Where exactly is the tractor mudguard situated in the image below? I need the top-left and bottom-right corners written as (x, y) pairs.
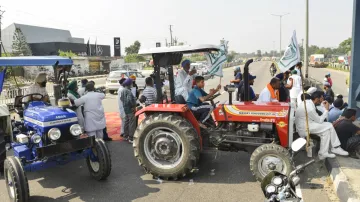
top-left (135, 104), bottom-right (201, 137)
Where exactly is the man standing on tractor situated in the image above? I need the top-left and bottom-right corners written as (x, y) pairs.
top-left (120, 78), bottom-right (137, 143)
top-left (295, 91), bottom-right (348, 159)
top-left (74, 82), bottom-right (106, 139)
top-left (187, 76), bottom-right (221, 129)
top-left (257, 78), bottom-right (281, 102)
top-left (24, 72), bottom-right (50, 103)
top-left (230, 67), bottom-right (242, 101)
top-left (288, 70), bottom-right (302, 106)
top-left (175, 60), bottom-right (197, 101)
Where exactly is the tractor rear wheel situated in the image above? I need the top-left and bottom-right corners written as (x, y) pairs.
top-left (133, 113), bottom-right (200, 180)
top-left (250, 144), bottom-right (292, 182)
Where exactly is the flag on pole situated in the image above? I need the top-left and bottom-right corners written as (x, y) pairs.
top-left (95, 38), bottom-right (98, 56)
top-left (86, 39), bottom-right (91, 56)
top-left (206, 41), bottom-right (228, 77)
top-left (0, 67), bottom-right (7, 95)
top-left (278, 30), bottom-right (301, 72)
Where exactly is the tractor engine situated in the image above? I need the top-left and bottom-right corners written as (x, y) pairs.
top-left (209, 122), bottom-right (275, 152)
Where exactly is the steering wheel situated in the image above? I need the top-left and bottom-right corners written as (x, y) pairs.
top-left (19, 93), bottom-right (45, 104)
top-left (206, 93), bottom-right (221, 102)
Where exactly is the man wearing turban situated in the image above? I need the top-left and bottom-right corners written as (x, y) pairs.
top-left (24, 72), bottom-right (49, 103)
top-left (174, 60), bottom-right (197, 101)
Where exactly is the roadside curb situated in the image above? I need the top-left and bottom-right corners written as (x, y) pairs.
top-left (325, 158), bottom-right (360, 202)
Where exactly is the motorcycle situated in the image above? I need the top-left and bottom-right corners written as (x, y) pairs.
top-left (262, 138), bottom-right (316, 202)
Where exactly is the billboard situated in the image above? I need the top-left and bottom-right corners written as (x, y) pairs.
top-left (114, 37), bottom-right (121, 56)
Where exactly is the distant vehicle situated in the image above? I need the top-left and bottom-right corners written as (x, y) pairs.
top-left (110, 63), bottom-right (142, 72)
top-left (338, 56), bottom-right (350, 66)
top-left (310, 54), bottom-right (325, 68)
top-left (191, 63), bottom-right (208, 76)
top-left (105, 70), bottom-right (146, 94)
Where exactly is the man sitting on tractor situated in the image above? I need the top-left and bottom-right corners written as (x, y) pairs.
top-left (257, 77), bottom-right (281, 102)
top-left (24, 72), bottom-right (50, 103)
top-left (239, 74), bottom-right (258, 101)
top-left (175, 60), bottom-right (197, 101)
top-left (187, 76), bottom-right (221, 129)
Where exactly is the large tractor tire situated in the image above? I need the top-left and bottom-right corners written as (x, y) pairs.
top-left (4, 156), bottom-right (29, 202)
top-left (133, 113), bottom-right (200, 180)
top-left (86, 139), bottom-right (112, 180)
top-left (250, 144), bottom-right (293, 182)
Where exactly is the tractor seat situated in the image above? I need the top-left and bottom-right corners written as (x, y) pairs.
top-left (175, 95), bottom-right (186, 104)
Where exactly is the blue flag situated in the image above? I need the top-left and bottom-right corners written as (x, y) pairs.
top-left (0, 67), bottom-right (7, 95)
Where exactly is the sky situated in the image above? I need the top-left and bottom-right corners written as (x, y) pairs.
top-left (0, 0), bottom-right (354, 55)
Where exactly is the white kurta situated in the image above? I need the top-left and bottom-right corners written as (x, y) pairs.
top-left (74, 92), bottom-right (106, 133)
top-left (174, 69), bottom-right (193, 101)
top-left (295, 99), bottom-right (341, 156)
top-left (67, 93), bottom-right (85, 130)
top-left (288, 75), bottom-right (302, 99)
top-left (257, 87), bottom-right (279, 103)
top-left (117, 86), bottom-right (125, 134)
top-left (78, 87), bottom-right (86, 97)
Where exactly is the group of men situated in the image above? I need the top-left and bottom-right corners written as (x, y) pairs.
top-left (25, 73), bottom-right (110, 141)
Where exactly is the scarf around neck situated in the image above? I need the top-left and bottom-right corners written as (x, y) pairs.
top-left (267, 83), bottom-right (279, 101)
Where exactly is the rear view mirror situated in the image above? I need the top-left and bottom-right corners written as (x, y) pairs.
top-left (291, 138), bottom-right (306, 152)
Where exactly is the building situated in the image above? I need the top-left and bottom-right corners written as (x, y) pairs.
top-left (1, 23), bottom-right (111, 57)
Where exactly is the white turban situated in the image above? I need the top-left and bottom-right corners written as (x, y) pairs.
top-left (35, 73), bottom-right (47, 83)
top-left (306, 87), bottom-right (317, 95)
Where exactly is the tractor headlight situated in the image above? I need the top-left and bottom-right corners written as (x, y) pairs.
top-left (70, 124), bottom-right (82, 136)
top-left (31, 134), bottom-right (42, 144)
top-left (48, 128), bottom-right (61, 140)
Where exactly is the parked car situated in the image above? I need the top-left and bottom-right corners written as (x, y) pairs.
top-left (105, 70), bottom-right (146, 94)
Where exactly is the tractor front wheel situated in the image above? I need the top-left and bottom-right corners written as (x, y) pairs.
top-left (250, 144), bottom-right (292, 182)
top-left (86, 139), bottom-right (112, 180)
top-left (4, 156), bottom-right (29, 202)
top-left (133, 113), bottom-right (200, 180)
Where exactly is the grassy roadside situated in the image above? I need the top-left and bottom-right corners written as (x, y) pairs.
top-left (326, 66), bottom-right (350, 72)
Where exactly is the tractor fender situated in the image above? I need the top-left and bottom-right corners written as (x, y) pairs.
top-left (135, 104), bottom-right (201, 141)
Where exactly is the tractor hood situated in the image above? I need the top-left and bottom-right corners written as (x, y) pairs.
top-left (24, 105), bottom-right (77, 128)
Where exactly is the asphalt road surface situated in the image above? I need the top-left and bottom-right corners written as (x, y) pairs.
top-left (0, 62), bottom-right (340, 202)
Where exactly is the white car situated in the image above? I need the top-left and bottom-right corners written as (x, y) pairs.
top-left (105, 70), bottom-right (146, 94)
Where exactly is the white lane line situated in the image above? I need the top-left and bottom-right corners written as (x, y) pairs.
top-left (296, 185), bottom-right (304, 202)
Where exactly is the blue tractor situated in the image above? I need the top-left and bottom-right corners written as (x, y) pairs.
top-left (0, 56), bottom-right (111, 202)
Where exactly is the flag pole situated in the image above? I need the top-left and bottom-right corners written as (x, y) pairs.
top-left (299, 71), bottom-right (311, 151)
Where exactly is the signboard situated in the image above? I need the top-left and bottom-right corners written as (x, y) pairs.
top-left (156, 42), bottom-right (161, 47)
top-left (114, 37), bottom-right (121, 56)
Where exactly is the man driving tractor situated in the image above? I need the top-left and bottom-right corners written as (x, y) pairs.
top-left (187, 76), bottom-right (221, 129)
top-left (24, 72), bottom-right (50, 103)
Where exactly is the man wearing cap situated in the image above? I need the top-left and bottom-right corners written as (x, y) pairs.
top-left (175, 60), bottom-right (197, 101)
top-left (120, 78), bottom-right (137, 143)
top-left (288, 70), bottom-right (302, 106)
top-left (78, 79), bottom-right (88, 96)
top-left (24, 72), bottom-right (50, 103)
top-left (325, 73), bottom-right (332, 87)
top-left (230, 67), bottom-right (242, 100)
top-left (324, 82), bottom-right (335, 103)
top-left (258, 77), bottom-right (281, 103)
top-left (74, 83), bottom-right (106, 139)
top-left (328, 98), bottom-right (345, 123)
top-left (239, 74), bottom-right (258, 101)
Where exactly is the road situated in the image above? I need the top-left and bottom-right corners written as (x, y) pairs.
top-left (0, 62), bottom-right (339, 202)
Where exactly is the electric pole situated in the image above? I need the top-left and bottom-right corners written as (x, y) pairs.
top-left (169, 25), bottom-right (173, 46)
top-left (271, 13), bottom-right (290, 57)
top-left (304, 0), bottom-right (309, 78)
top-left (0, 6), bottom-right (5, 57)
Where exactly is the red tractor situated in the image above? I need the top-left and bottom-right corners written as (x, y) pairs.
top-left (133, 45), bottom-right (296, 181)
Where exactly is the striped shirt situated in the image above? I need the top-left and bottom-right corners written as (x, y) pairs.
top-left (143, 86), bottom-right (157, 106)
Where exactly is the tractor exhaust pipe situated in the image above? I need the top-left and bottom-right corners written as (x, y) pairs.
top-left (243, 59), bottom-right (253, 102)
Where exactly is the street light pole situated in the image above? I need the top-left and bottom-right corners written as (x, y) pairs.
top-left (304, 0), bottom-right (309, 78)
top-left (272, 13), bottom-right (290, 58)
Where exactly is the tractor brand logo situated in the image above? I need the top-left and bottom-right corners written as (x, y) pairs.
top-left (218, 109), bottom-right (224, 115)
top-left (224, 106), bottom-right (288, 118)
top-left (260, 118), bottom-right (275, 123)
top-left (277, 121), bottom-right (287, 128)
top-left (55, 115), bottom-right (67, 119)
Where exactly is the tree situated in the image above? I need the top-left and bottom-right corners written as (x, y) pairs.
top-left (12, 28), bottom-right (32, 56)
top-left (338, 38), bottom-right (352, 54)
top-left (124, 54), bottom-right (146, 63)
top-left (58, 50), bottom-right (77, 57)
top-left (256, 50), bottom-right (262, 57)
top-left (125, 41), bottom-right (141, 55)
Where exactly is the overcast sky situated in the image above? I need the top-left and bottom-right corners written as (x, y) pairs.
top-left (1, 0), bottom-right (354, 55)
